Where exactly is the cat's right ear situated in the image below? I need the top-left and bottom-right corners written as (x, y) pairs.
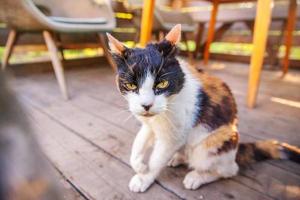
top-left (106, 33), bottom-right (126, 55)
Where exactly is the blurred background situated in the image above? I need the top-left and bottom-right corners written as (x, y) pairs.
top-left (0, 0), bottom-right (299, 68)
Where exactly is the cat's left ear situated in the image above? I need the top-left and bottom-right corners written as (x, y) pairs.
top-left (165, 24), bottom-right (181, 45)
top-left (106, 33), bottom-right (126, 55)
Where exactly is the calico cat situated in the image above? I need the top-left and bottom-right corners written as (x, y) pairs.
top-left (107, 24), bottom-right (300, 193)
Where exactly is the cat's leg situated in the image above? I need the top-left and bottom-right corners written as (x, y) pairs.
top-left (167, 146), bottom-right (186, 167)
top-left (130, 125), bottom-right (154, 174)
top-left (129, 139), bottom-right (182, 192)
top-left (184, 140), bottom-right (238, 190)
top-left (183, 160), bottom-right (238, 190)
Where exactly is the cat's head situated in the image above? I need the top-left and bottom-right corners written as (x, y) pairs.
top-left (107, 24), bottom-right (185, 117)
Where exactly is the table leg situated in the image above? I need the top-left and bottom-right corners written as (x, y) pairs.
top-left (247, 0), bottom-right (273, 108)
top-left (282, 0), bottom-right (297, 77)
top-left (139, 0), bottom-right (156, 47)
top-left (203, 0), bottom-right (219, 65)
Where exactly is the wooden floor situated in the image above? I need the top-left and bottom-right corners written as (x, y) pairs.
top-left (9, 60), bottom-right (300, 200)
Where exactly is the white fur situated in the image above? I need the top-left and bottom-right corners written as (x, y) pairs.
top-left (127, 59), bottom-right (239, 192)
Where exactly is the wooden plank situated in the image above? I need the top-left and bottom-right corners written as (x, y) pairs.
top-left (247, 0), bottom-right (273, 108)
top-left (26, 104), bottom-right (179, 200)
top-left (1, 29), bottom-right (17, 70)
top-left (235, 162), bottom-right (300, 200)
top-left (203, 0), bottom-right (219, 65)
top-left (139, 0), bottom-right (155, 47)
top-left (54, 170), bottom-right (86, 200)
top-left (282, 0), bottom-right (298, 76)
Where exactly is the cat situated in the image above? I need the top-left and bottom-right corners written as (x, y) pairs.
top-left (107, 24), bottom-right (300, 193)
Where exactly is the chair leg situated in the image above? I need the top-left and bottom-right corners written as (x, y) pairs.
top-left (54, 33), bottom-right (65, 61)
top-left (2, 30), bottom-right (18, 70)
top-left (98, 33), bottom-right (117, 71)
top-left (42, 30), bottom-right (69, 100)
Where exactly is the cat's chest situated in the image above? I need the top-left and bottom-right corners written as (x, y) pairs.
top-left (147, 108), bottom-right (191, 140)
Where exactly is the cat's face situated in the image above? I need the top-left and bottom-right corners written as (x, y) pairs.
top-left (108, 25), bottom-right (185, 117)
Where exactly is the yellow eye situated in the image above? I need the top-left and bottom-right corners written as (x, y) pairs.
top-left (125, 83), bottom-right (137, 90)
top-left (156, 80), bottom-right (169, 89)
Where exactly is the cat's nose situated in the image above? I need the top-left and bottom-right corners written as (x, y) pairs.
top-left (142, 104), bottom-right (153, 111)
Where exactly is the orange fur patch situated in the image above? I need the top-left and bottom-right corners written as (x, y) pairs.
top-left (202, 124), bottom-right (239, 151)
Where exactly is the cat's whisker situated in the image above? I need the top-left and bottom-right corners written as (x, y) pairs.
top-left (164, 108), bottom-right (175, 115)
top-left (167, 102), bottom-right (178, 107)
top-left (123, 113), bottom-right (134, 124)
top-left (160, 71), bottom-right (176, 78)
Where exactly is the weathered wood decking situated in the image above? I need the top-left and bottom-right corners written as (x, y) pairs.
top-left (9, 60), bottom-right (300, 200)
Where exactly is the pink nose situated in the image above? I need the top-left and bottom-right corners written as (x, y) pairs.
top-left (142, 104), bottom-right (152, 111)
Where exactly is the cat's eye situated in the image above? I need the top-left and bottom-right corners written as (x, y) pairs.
top-left (156, 80), bottom-right (169, 89)
top-left (125, 83), bottom-right (137, 90)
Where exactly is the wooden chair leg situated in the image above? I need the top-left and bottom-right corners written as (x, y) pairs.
top-left (98, 33), bottom-right (117, 71)
top-left (42, 30), bottom-right (69, 100)
top-left (203, 0), bottom-right (219, 65)
top-left (282, 0), bottom-right (297, 77)
top-left (247, 0), bottom-right (273, 108)
top-left (139, 0), bottom-right (155, 47)
top-left (2, 30), bottom-right (18, 70)
top-left (194, 23), bottom-right (204, 58)
top-left (55, 33), bottom-right (65, 61)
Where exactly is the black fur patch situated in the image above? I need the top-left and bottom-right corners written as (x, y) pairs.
top-left (209, 132), bottom-right (239, 156)
top-left (193, 83), bottom-right (237, 130)
top-left (216, 132), bottom-right (239, 155)
top-left (113, 40), bottom-right (185, 96)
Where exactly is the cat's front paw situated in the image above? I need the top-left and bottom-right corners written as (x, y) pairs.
top-left (129, 174), bottom-right (154, 193)
top-left (183, 170), bottom-right (203, 190)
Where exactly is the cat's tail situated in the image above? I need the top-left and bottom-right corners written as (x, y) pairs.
top-left (236, 140), bottom-right (300, 168)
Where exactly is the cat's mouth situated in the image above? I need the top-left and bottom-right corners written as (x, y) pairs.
top-left (140, 112), bottom-right (156, 117)
top-left (142, 113), bottom-right (155, 117)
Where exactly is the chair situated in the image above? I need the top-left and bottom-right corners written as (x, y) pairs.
top-left (0, 0), bottom-right (116, 99)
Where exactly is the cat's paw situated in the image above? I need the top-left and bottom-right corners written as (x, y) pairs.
top-left (130, 159), bottom-right (148, 174)
top-left (129, 174), bottom-right (154, 193)
top-left (167, 153), bottom-right (185, 167)
top-left (183, 171), bottom-right (203, 190)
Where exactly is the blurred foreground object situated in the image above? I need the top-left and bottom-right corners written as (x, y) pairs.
top-left (0, 0), bottom-right (116, 100)
top-left (0, 72), bottom-right (63, 200)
